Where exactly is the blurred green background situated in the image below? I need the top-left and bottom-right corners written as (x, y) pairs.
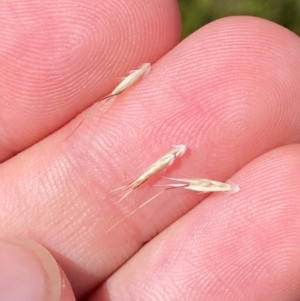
top-left (179, 0), bottom-right (300, 38)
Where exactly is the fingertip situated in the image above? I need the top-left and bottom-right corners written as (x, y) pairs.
top-left (0, 238), bottom-right (75, 301)
top-left (0, 0), bottom-right (181, 161)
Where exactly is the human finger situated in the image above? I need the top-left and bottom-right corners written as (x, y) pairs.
top-left (0, 16), bottom-right (300, 298)
top-left (0, 238), bottom-right (75, 301)
top-left (0, 0), bottom-right (180, 161)
top-left (90, 144), bottom-right (300, 301)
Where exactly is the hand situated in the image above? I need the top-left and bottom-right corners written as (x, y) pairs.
top-left (1, 1), bottom-right (300, 300)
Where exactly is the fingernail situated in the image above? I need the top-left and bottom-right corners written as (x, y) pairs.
top-left (0, 238), bottom-right (61, 301)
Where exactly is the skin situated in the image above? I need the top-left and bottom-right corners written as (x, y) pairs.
top-left (1, 1), bottom-right (300, 300)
